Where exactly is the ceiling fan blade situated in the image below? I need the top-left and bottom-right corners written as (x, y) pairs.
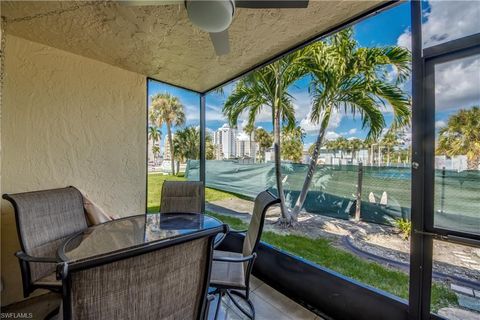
top-left (209, 30), bottom-right (230, 56)
top-left (236, 0), bottom-right (309, 8)
top-left (118, 0), bottom-right (182, 6)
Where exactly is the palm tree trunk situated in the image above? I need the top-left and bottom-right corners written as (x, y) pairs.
top-left (293, 106), bottom-right (332, 216)
top-left (387, 147), bottom-right (391, 166)
top-left (274, 106), bottom-right (290, 222)
top-left (167, 123), bottom-right (175, 175)
top-left (271, 68), bottom-right (291, 223)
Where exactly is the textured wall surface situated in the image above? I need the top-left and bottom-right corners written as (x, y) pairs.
top-left (1, 35), bottom-right (146, 305)
top-left (1, 1), bottom-right (386, 92)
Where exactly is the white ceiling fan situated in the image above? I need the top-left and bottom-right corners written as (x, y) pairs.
top-left (120, 0), bottom-right (309, 56)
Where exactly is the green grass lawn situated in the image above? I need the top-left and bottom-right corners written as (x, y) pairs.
top-left (147, 173), bottom-right (241, 213)
top-left (207, 211), bottom-right (458, 312)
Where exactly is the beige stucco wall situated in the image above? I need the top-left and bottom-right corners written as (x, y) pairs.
top-left (1, 35), bottom-right (146, 305)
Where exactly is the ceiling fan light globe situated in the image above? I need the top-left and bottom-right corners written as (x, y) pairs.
top-left (186, 0), bottom-right (234, 33)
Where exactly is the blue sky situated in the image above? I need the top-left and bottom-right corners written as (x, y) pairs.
top-left (148, 1), bottom-right (480, 149)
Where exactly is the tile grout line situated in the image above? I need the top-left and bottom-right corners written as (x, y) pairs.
top-left (220, 294), bottom-right (249, 320)
top-left (250, 291), bottom-right (301, 320)
top-left (253, 286), bottom-right (318, 320)
top-left (251, 282), bottom-right (264, 293)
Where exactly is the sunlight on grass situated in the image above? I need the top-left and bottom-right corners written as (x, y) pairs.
top-left (147, 173), bottom-right (241, 213)
top-left (207, 212), bottom-right (458, 311)
top-left (208, 211), bottom-right (248, 231)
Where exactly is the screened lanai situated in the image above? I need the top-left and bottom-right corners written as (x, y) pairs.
top-left (1, 1), bottom-right (479, 320)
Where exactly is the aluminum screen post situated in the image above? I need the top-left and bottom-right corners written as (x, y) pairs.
top-left (409, 1), bottom-right (433, 319)
top-left (200, 93), bottom-right (206, 213)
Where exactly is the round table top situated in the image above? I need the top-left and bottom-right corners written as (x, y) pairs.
top-left (58, 213), bottom-right (223, 264)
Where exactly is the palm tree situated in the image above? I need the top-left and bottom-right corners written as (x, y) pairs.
top-left (335, 137), bottom-right (349, 159)
top-left (348, 138), bottom-right (363, 162)
top-left (363, 138), bottom-right (377, 166)
top-left (324, 140), bottom-right (339, 160)
top-left (206, 138), bottom-right (215, 160)
top-left (381, 130), bottom-right (399, 166)
top-left (292, 28), bottom-right (411, 218)
top-left (173, 126), bottom-right (200, 162)
top-left (281, 126), bottom-right (305, 163)
top-left (254, 128), bottom-right (273, 162)
top-left (244, 123), bottom-right (255, 160)
top-left (437, 106), bottom-right (480, 170)
top-left (148, 125), bottom-right (162, 162)
top-left (173, 126), bottom-right (203, 174)
top-left (152, 145), bottom-right (160, 163)
top-left (223, 52), bottom-right (307, 223)
top-left (149, 93), bottom-right (185, 175)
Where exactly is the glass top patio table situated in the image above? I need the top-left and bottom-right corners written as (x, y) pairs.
top-left (58, 213), bottom-right (224, 263)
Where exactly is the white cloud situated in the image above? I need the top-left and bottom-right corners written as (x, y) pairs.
top-left (395, 2), bottom-right (480, 112)
top-left (435, 55), bottom-right (480, 111)
top-left (241, 108), bottom-right (271, 122)
top-left (184, 103), bottom-right (201, 121)
top-left (205, 103), bottom-right (227, 121)
top-left (325, 131), bottom-right (340, 140)
top-left (291, 91), bottom-right (313, 120)
top-left (422, 0), bottom-right (480, 48)
top-left (348, 128), bottom-right (357, 135)
top-left (299, 109), bottom-right (342, 134)
top-left (435, 120), bottom-right (446, 129)
top-left (397, 1), bottom-right (480, 50)
top-left (397, 29), bottom-right (412, 50)
top-left (299, 117), bottom-right (318, 134)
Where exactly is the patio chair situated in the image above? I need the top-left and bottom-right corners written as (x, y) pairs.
top-left (57, 226), bottom-right (225, 320)
top-left (2, 187), bottom-right (88, 298)
top-left (160, 181), bottom-right (204, 214)
top-left (210, 190), bottom-right (280, 319)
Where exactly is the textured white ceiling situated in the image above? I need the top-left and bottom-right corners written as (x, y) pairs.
top-left (2, 1), bottom-right (388, 92)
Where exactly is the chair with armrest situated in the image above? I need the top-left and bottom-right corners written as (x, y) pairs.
top-left (160, 181), bottom-right (204, 214)
top-left (57, 224), bottom-right (227, 320)
top-left (209, 190), bottom-right (280, 319)
top-left (2, 187), bottom-right (88, 298)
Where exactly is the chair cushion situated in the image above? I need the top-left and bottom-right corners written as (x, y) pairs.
top-left (160, 181), bottom-right (203, 213)
top-left (210, 250), bottom-right (246, 289)
top-left (34, 272), bottom-right (61, 287)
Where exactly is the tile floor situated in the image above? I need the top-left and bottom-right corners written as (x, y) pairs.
top-left (1, 277), bottom-right (321, 320)
top-left (208, 276), bottom-right (321, 320)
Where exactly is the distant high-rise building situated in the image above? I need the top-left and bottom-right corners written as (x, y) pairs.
top-left (236, 134), bottom-right (258, 159)
top-left (164, 134), bottom-right (174, 160)
top-left (214, 124), bottom-right (237, 159)
top-left (211, 124), bottom-right (259, 160)
top-left (214, 144), bottom-right (223, 160)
